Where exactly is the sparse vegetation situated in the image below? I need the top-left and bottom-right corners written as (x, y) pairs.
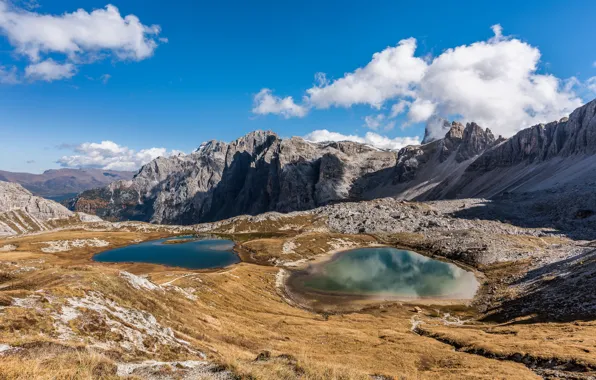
top-left (0, 206), bottom-right (594, 379)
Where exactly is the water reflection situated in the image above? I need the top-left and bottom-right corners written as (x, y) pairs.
top-left (93, 238), bottom-right (239, 269)
top-left (298, 247), bottom-right (478, 299)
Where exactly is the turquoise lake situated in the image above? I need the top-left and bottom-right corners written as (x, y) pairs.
top-left (292, 247), bottom-right (479, 299)
top-left (93, 237), bottom-right (239, 269)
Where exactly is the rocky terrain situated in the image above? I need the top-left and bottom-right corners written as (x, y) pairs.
top-left (2, 193), bottom-right (594, 379)
top-left (0, 168), bottom-right (134, 200)
top-left (0, 182), bottom-right (77, 236)
top-left (438, 98), bottom-right (596, 199)
top-left (70, 131), bottom-right (398, 224)
top-left (2, 98), bottom-right (595, 379)
top-left (1, 169), bottom-right (596, 378)
top-left (71, 99), bottom-right (596, 227)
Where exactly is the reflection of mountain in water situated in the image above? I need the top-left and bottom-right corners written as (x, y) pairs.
top-left (302, 247), bottom-right (479, 298)
top-left (94, 238), bottom-right (239, 269)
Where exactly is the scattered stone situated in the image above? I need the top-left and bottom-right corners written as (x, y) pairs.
top-left (255, 350), bottom-right (271, 361)
top-left (116, 360), bottom-right (234, 379)
top-left (120, 271), bottom-right (161, 291)
top-left (0, 244), bottom-right (16, 252)
top-left (38, 238), bottom-right (109, 253)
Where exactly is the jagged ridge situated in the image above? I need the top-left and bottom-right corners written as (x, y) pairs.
top-left (70, 98), bottom-right (596, 225)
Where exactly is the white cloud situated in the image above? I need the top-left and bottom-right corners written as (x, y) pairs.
top-left (0, 2), bottom-right (163, 82)
top-left (252, 88), bottom-right (308, 118)
top-left (413, 24), bottom-right (581, 135)
top-left (364, 113), bottom-right (395, 131)
top-left (306, 38), bottom-right (427, 109)
top-left (422, 116), bottom-right (452, 144)
top-left (587, 77), bottom-right (596, 93)
top-left (25, 59), bottom-right (76, 81)
top-left (100, 73), bottom-right (111, 84)
top-left (256, 25), bottom-right (588, 138)
top-left (390, 100), bottom-right (410, 118)
top-left (304, 129), bottom-right (420, 151)
top-left (19, 0), bottom-right (39, 11)
top-left (57, 140), bottom-right (182, 171)
top-left (0, 64), bottom-right (18, 84)
top-left (407, 98), bottom-right (436, 123)
top-left (364, 114), bottom-right (384, 130)
top-left (488, 24), bottom-right (504, 43)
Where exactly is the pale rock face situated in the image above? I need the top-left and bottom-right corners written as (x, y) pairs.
top-left (72, 131), bottom-right (399, 224)
top-left (0, 182), bottom-right (73, 219)
top-left (352, 121), bottom-right (497, 201)
top-left (0, 182), bottom-right (74, 235)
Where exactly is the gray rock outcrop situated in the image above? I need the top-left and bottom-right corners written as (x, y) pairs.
top-left (71, 131), bottom-right (397, 224)
top-left (444, 98), bottom-right (596, 198)
top-left (70, 98), bottom-right (596, 225)
top-left (0, 182), bottom-right (74, 235)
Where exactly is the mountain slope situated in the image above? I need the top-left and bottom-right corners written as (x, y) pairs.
top-left (0, 168), bottom-right (134, 200)
top-left (70, 99), bottom-right (596, 225)
top-left (439, 98), bottom-right (596, 198)
top-left (0, 182), bottom-right (75, 236)
top-left (354, 121), bottom-right (498, 201)
top-left (70, 131), bottom-right (398, 224)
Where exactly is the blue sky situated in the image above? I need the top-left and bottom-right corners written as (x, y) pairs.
top-left (1, 0), bottom-right (595, 173)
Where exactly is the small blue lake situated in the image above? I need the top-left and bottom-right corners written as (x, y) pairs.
top-left (93, 237), bottom-right (239, 269)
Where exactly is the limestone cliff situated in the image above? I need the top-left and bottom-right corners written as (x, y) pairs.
top-left (70, 131), bottom-right (396, 224)
top-left (0, 182), bottom-right (74, 235)
top-left (70, 99), bottom-right (596, 225)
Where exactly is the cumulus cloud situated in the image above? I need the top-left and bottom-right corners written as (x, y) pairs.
top-left (390, 100), bottom-right (410, 118)
top-left (412, 25), bottom-right (581, 135)
top-left (306, 38), bottom-right (426, 109)
top-left (25, 59), bottom-right (76, 81)
top-left (252, 88), bottom-right (308, 118)
top-left (407, 98), bottom-right (436, 123)
top-left (255, 25), bottom-right (589, 138)
top-left (303, 129), bottom-right (419, 151)
top-left (364, 114), bottom-right (395, 131)
top-left (422, 116), bottom-right (452, 144)
top-left (587, 77), bottom-right (596, 94)
top-left (57, 140), bottom-right (183, 171)
top-left (0, 2), bottom-right (164, 82)
top-left (0, 63), bottom-right (18, 84)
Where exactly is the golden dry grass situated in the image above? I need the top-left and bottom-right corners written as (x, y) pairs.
top-left (0, 226), bottom-right (591, 379)
top-left (0, 344), bottom-right (119, 380)
top-left (238, 232), bottom-right (377, 265)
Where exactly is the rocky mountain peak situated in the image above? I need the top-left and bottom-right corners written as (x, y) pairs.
top-left (229, 130), bottom-right (278, 149)
top-left (455, 122), bottom-right (496, 162)
top-left (68, 98), bottom-right (596, 225)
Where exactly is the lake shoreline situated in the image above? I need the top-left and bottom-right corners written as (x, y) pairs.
top-left (92, 236), bottom-right (241, 270)
top-left (281, 246), bottom-right (481, 313)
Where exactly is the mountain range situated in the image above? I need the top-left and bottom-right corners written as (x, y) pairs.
top-left (0, 168), bottom-right (134, 200)
top-left (69, 98), bottom-right (596, 225)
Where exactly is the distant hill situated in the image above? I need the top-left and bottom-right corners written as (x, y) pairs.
top-left (0, 168), bottom-right (135, 200)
